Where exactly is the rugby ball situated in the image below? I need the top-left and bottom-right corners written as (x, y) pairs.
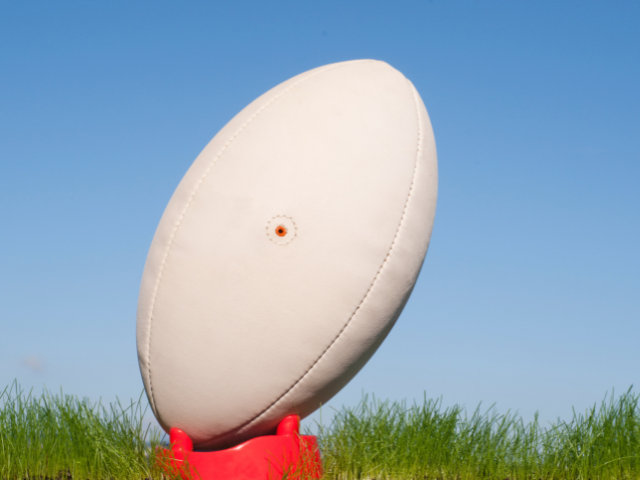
top-left (137, 59), bottom-right (438, 449)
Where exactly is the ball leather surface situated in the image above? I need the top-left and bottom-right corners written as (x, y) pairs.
top-left (137, 59), bottom-right (438, 449)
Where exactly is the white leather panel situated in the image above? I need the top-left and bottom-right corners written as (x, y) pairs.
top-left (137, 60), bottom-right (437, 449)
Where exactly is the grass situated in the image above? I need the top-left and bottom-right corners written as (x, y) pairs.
top-left (0, 381), bottom-right (169, 480)
top-left (2, 381), bottom-right (640, 480)
top-left (316, 389), bottom-right (640, 480)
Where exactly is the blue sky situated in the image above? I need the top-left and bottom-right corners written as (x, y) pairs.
top-left (1, 0), bottom-right (638, 430)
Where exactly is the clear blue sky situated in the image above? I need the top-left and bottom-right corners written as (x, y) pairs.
top-left (1, 0), bottom-right (638, 429)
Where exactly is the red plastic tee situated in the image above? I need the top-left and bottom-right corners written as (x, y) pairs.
top-left (159, 415), bottom-right (322, 480)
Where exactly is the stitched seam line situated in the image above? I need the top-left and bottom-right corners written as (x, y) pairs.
top-left (211, 77), bottom-right (424, 443)
top-left (144, 61), bottom-right (369, 414)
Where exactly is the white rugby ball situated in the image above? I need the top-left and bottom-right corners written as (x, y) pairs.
top-left (137, 60), bottom-right (438, 449)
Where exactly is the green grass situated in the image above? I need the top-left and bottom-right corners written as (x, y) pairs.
top-left (2, 381), bottom-right (640, 480)
top-left (0, 381), bottom-right (168, 480)
top-left (316, 390), bottom-right (640, 480)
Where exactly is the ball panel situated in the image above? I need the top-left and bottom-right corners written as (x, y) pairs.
top-left (210, 79), bottom-right (438, 448)
top-left (136, 61), bottom-right (341, 416)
